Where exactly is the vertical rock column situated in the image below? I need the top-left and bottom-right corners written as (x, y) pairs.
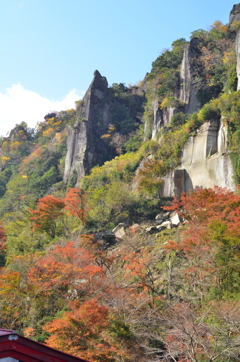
top-left (179, 38), bottom-right (201, 114)
top-left (151, 37), bottom-right (201, 141)
top-left (236, 32), bottom-right (240, 90)
top-left (64, 70), bottom-right (110, 185)
top-left (230, 4), bottom-right (240, 90)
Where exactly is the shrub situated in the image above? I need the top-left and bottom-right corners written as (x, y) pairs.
top-left (171, 112), bottom-right (187, 127)
top-left (198, 101), bottom-right (221, 121)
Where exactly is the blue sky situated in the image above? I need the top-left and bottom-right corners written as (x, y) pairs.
top-left (0, 0), bottom-right (236, 136)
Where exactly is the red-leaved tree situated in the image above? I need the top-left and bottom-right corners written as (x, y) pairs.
top-left (164, 187), bottom-right (240, 298)
top-left (64, 188), bottom-right (88, 225)
top-left (30, 195), bottom-right (65, 238)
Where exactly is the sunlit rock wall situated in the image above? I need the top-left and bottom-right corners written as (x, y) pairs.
top-left (64, 70), bottom-right (110, 185)
top-left (162, 119), bottom-right (235, 196)
top-left (230, 4), bottom-right (240, 90)
top-left (150, 38), bottom-right (201, 140)
top-left (179, 38), bottom-right (201, 114)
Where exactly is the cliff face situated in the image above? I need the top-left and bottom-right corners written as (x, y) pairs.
top-left (162, 118), bottom-right (235, 196)
top-left (150, 38), bottom-right (201, 140)
top-left (229, 3), bottom-right (240, 24)
top-left (230, 4), bottom-right (240, 90)
top-left (64, 70), bottom-right (110, 185)
top-left (64, 3), bottom-right (238, 194)
top-left (151, 101), bottom-right (175, 140)
top-left (64, 70), bottom-right (144, 185)
top-left (179, 38), bottom-right (201, 114)
top-left (236, 32), bottom-right (240, 90)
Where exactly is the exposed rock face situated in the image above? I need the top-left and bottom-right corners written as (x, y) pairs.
top-left (64, 70), bottom-right (110, 185)
top-left (179, 38), bottom-right (201, 114)
top-left (151, 96), bottom-right (161, 139)
top-left (151, 103), bottom-right (175, 139)
top-left (162, 118), bottom-right (235, 197)
top-left (150, 38), bottom-right (201, 140)
top-left (148, 35), bottom-right (234, 195)
top-left (235, 32), bottom-right (240, 91)
top-left (230, 4), bottom-right (240, 90)
top-left (64, 70), bottom-right (145, 185)
top-left (229, 3), bottom-right (240, 24)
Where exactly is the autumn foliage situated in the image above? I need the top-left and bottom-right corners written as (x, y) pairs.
top-left (30, 195), bottom-right (65, 238)
top-left (0, 13), bottom-right (239, 361)
top-left (1, 187), bottom-right (240, 361)
top-left (43, 299), bottom-right (115, 362)
top-left (64, 187), bottom-right (88, 225)
top-left (164, 187), bottom-right (240, 298)
top-left (0, 223), bottom-right (6, 251)
top-left (29, 188), bottom-right (89, 238)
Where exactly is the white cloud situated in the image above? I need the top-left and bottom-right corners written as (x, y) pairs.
top-left (0, 84), bottom-right (84, 137)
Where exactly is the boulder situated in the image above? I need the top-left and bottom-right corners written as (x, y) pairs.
top-left (112, 223), bottom-right (127, 239)
top-left (163, 212), bottom-right (170, 220)
top-left (128, 224), bottom-right (140, 233)
top-left (155, 212), bottom-right (164, 220)
top-left (156, 221), bottom-right (172, 230)
top-left (170, 211), bottom-right (182, 226)
top-left (145, 226), bottom-right (158, 234)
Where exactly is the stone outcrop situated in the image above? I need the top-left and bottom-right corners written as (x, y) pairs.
top-left (64, 70), bottom-right (110, 185)
top-left (236, 32), bottom-right (240, 90)
top-left (65, 4), bottom-right (238, 193)
top-left (161, 5), bottom-right (238, 195)
top-left (138, 116), bottom-right (234, 197)
top-left (229, 3), bottom-right (240, 24)
top-left (150, 38), bottom-right (201, 141)
top-left (230, 4), bottom-right (240, 90)
top-left (64, 71), bottom-right (144, 185)
top-left (112, 223), bottom-right (127, 239)
top-left (151, 102), bottom-right (175, 139)
top-left (151, 96), bottom-right (162, 140)
top-left (179, 38), bottom-right (201, 114)
top-left (162, 118), bottom-right (235, 197)
top-left (145, 211), bottom-right (183, 234)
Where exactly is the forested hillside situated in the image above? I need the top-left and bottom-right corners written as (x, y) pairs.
top-left (0, 4), bottom-right (240, 362)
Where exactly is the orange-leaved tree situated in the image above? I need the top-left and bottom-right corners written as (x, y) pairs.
top-left (0, 267), bottom-right (34, 329)
top-left (27, 242), bottom-right (106, 300)
top-left (42, 299), bottom-right (124, 362)
top-left (64, 187), bottom-right (88, 225)
top-left (164, 187), bottom-right (240, 298)
top-left (29, 195), bottom-right (65, 238)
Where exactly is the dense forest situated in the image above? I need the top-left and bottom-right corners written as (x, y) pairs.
top-left (0, 7), bottom-right (240, 362)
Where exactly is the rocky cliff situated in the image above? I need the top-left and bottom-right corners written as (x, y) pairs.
top-left (64, 70), bottom-right (144, 185)
top-left (229, 3), bottom-right (240, 24)
top-left (231, 4), bottom-right (240, 90)
top-left (64, 3), bottom-right (239, 195)
top-left (64, 70), bottom-right (110, 185)
top-left (149, 4), bottom-right (239, 196)
top-left (149, 38), bottom-right (201, 141)
top-left (162, 118), bottom-right (235, 197)
top-left (179, 38), bottom-right (201, 114)
top-left (236, 32), bottom-right (240, 90)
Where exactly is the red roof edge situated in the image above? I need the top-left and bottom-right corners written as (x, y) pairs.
top-left (0, 328), bottom-right (16, 336)
top-left (0, 328), bottom-right (90, 362)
